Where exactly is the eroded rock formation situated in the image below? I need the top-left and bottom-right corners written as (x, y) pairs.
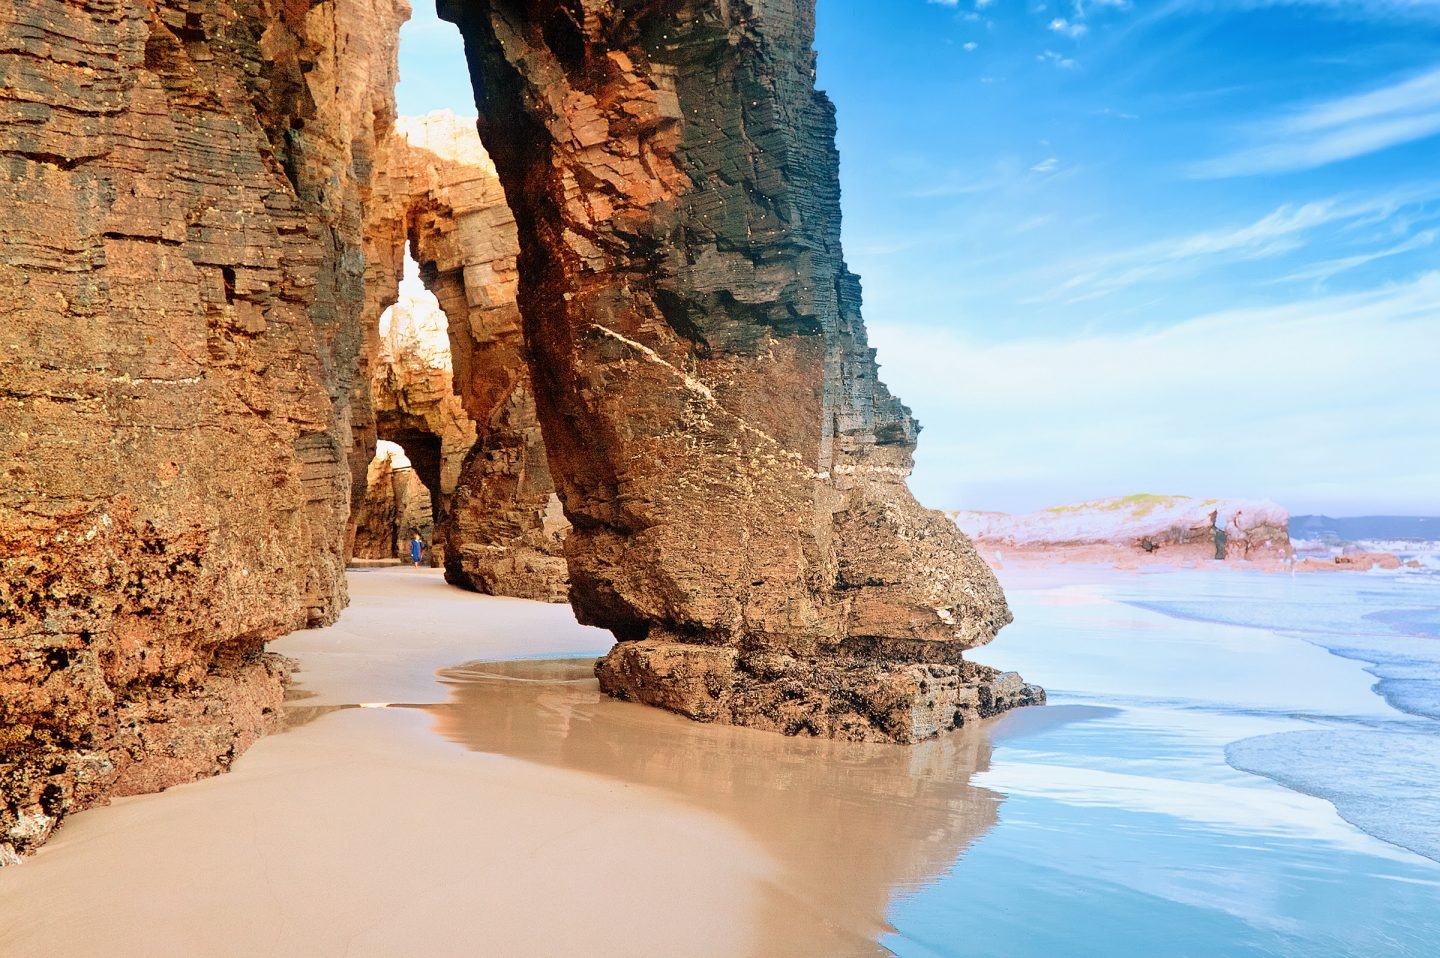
top-left (441, 0), bottom-right (1040, 742)
top-left (369, 111), bottom-right (569, 602)
top-left (0, 0), bottom-right (407, 859)
top-left (2, 0), bottom-right (1039, 861)
top-left (366, 281), bottom-right (476, 564)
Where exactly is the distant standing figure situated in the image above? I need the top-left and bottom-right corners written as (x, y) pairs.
top-left (410, 533), bottom-right (423, 568)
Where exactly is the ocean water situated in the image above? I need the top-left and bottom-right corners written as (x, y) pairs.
top-left (885, 566), bottom-right (1440, 958)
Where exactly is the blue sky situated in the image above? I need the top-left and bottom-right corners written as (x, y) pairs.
top-left (395, 2), bottom-right (1439, 516)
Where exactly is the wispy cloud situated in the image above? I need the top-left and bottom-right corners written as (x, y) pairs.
top-left (1194, 66), bottom-right (1440, 177)
top-left (1156, 0), bottom-right (1440, 22)
top-left (1043, 190), bottom-right (1439, 300)
top-left (1275, 228), bottom-right (1439, 286)
top-left (871, 272), bottom-right (1440, 513)
top-left (1038, 49), bottom-right (1081, 69)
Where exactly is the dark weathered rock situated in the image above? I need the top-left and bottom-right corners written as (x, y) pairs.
top-left (442, 0), bottom-right (1034, 739)
top-left (0, 0), bottom-right (407, 860)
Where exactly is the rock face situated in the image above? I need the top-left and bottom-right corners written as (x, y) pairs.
top-left (369, 111), bottom-right (569, 602)
top-left (441, 0), bottom-right (1037, 741)
top-left (0, 0), bottom-right (407, 859)
top-left (953, 495), bottom-right (1293, 563)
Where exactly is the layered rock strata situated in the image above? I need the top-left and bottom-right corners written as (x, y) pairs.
top-left (0, 0), bottom-right (407, 859)
top-left (370, 112), bottom-right (568, 602)
top-left (442, 0), bottom-right (1040, 741)
top-left (369, 282), bottom-right (477, 560)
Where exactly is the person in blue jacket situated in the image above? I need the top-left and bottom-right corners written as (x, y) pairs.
top-left (409, 533), bottom-right (423, 567)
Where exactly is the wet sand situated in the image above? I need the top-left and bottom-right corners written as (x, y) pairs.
top-left (10, 564), bottom-right (1428, 956)
top-left (0, 570), bottom-right (776, 957)
top-left (0, 568), bottom-right (1026, 957)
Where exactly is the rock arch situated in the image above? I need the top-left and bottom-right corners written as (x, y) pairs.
top-left (365, 113), bottom-right (569, 601)
top-left (0, 0), bottom-right (1038, 861)
top-left (439, 0), bottom-right (1039, 740)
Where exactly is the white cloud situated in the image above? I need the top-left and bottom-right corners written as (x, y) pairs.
top-left (1048, 16), bottom-right (1089, 36)
top-left (1038, 49), bottom-right (1080, 69)
top-left (872, 273), bottom-right (1440, 514)
top-left (1194, 66), bottom-right (1440, 177)
top-left (1276, 228), bottom-right (1439, 286)
top-left (1030, 157), bottom-right (1059, 172)
top-left (963, 41), bottom-right (980, 51)
top-left (1155, 0), bottom-right (1440, 21)
top-left (1044, 193), bottom-right (1433, 300)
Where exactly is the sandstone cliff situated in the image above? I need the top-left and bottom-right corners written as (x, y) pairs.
top-left (0, 0), bottom-right (408, 860)
top-left (440, 0), bottom-right (1039, 742)
top-left (953, 495), bottom-right (1293, 563)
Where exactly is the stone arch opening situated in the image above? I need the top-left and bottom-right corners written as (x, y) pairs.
top-left (360, 112), bottom-right (570, 602)
top-left (353, 439), bottom-right (437, 563)
top-left (1, 0), bottom-right (1039, 862)
top-left (362, 259), bottom-right (474, 566)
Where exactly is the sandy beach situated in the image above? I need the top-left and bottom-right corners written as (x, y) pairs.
top-left (5, 564), bottom-right (1439, 957)
top-left (0, 570), bottom-right (780, 957)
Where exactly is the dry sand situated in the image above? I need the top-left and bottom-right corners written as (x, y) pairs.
top-left (0, 568), bottom-right (1016, 957)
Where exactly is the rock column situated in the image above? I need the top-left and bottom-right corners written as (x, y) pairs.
top-left (441, 0), bottom-right (1040, 742)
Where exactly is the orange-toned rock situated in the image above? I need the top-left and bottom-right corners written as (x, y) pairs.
top-left (365, 111), bottom-right (569, 602)
top-left (442, 0), bottom-right (1037, 738)
top-left (0, 0), bottom-right (408, 860)
top-left (1296, 552), bottom-right (1403, 573)
top-left (1335, 552), bottom-right (1403, 571)
top-left (352, 442), bottom-right (435, 561)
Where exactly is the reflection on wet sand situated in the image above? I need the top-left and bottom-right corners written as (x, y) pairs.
top-left (423, 658), bottom-right (1006, 955)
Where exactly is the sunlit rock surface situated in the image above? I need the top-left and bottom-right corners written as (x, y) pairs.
top-left (442, 0), bottom-right (1038, 741)
top-left (352, 441), bottom-right (435, 561)
top-left (0, 0), bottom-right (407, 860)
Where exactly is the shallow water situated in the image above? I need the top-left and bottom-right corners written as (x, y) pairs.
top-left (921, 567), bottom-right (1440, 958)
top-left (429, 568), bottom-right (1440, 957)
top-left (420, 657), bottom-right (1025, 956)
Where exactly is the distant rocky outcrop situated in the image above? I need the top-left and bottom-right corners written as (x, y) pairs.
top-left (952, 495), bottom-right (1293, 563)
